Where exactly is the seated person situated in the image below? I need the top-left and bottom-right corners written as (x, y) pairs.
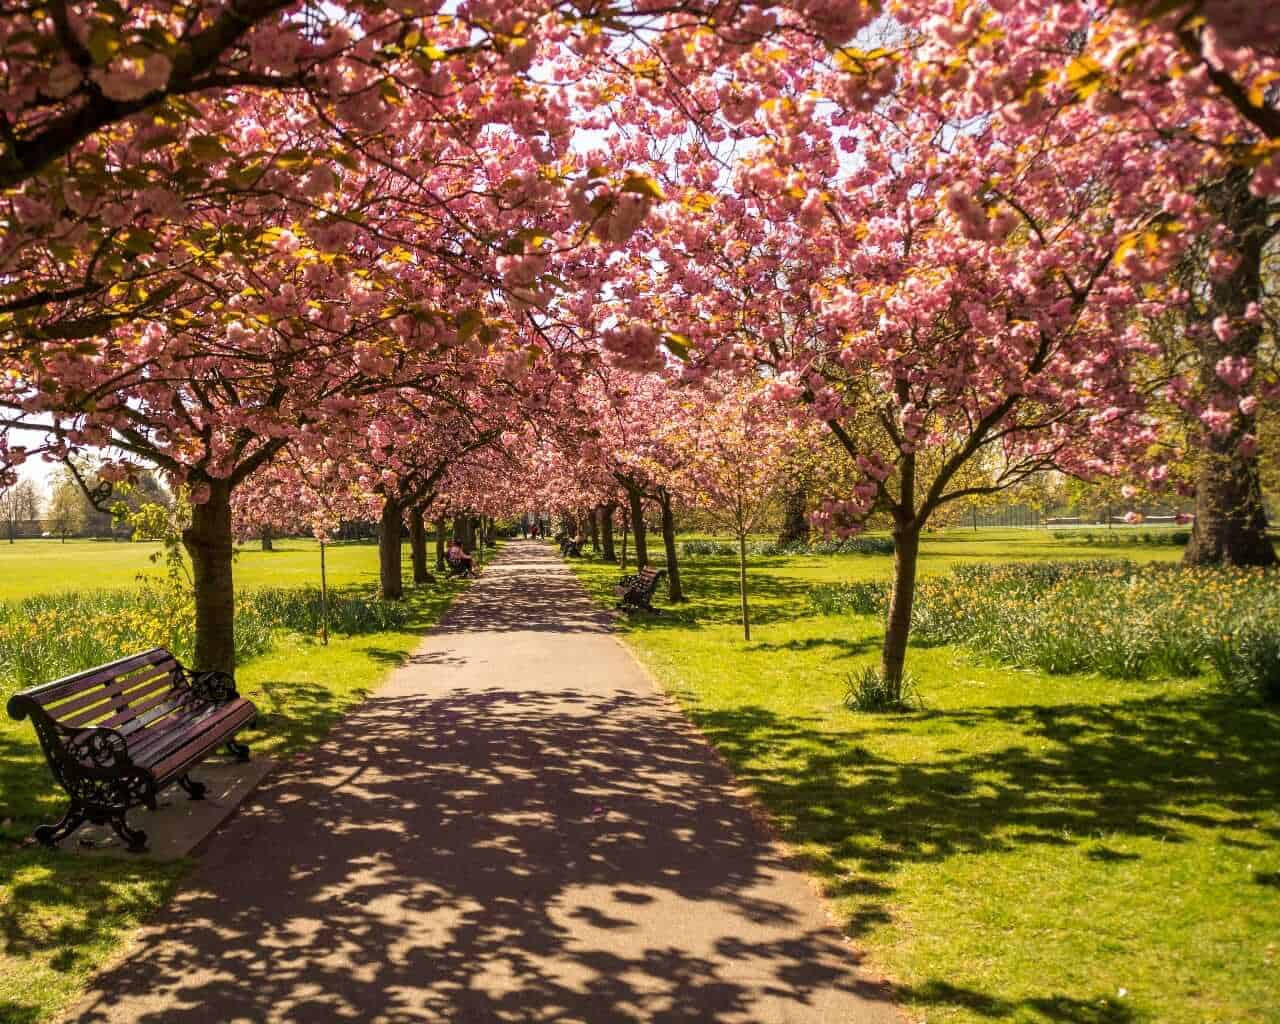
top-left (447, 541), bottom-right (474, 571)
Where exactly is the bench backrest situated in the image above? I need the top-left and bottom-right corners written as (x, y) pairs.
top-left (7, 648), bottom-right (184, 739)
top-left (632, 567), bottom-right (665, 591)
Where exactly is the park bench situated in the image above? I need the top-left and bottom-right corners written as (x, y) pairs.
top-left (6, 648), bottom-right (257, 852)
top-left (447, 555), bottom-right (475, 578)
top-left (559, 537), bottom-right (583, 557)
top-left (615, 566), bottom-right (666, 612)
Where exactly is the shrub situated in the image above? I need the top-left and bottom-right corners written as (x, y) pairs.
top-left (844, 666), bottom-right (921, 712)
top-left (809, 581), bottom-right (887, 616)
top-left (810, 560), bottom-right (1280, 692)
top-left (0, 584), bottom-right (409, 697)
top-left (1206, 620), bottom-right (1280, 704)
top-left (681, 540), bottom-right (738, 557)
top-left (1051, 528), bottom-right (1191, 546)
top-left (685, 536), bottom-right (897, 558)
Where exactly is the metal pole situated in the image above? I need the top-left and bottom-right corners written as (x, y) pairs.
top-left (320, 540), bottom-right (329, 646)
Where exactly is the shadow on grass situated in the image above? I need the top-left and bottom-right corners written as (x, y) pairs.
top-left (575, 553), bottom-right (822, 632)
top-left (678, 690), bottom-right (1280, 1016)
top-left (747, 636), bottom-right (877, 659)
top-left (0, 846), bottom-right (182, 1023)
top-left (689, 694), bottom-right (1280, 891)
top-left (0, 849), bottom-right (181, 964)
top-left (903, 981), bottom-right (1137, 1023)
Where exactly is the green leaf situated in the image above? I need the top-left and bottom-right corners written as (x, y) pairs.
top-left (456, 308), bottom-right (484, 342)
top-left (379, 79), bottom-right (403, 106)
top-left (188, 135), bottom-right (228, 163)
top-left (663, 332), bottom-right (691, 361)
top-left (121, 229), bottom-right (156, 255)
top-left (87, 25), bottom-right (122, 66)
top-left (621, 173), bottom-right (664, 200)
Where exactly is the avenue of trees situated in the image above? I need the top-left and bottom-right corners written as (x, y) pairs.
top-left (0, 0), bottom-right (1277, 682)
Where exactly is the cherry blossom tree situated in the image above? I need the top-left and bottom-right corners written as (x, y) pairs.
top-left (685, 385), bottom-right (800, 640)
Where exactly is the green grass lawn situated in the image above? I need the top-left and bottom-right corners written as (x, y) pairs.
top-left (568, 529), bottom-right (1280, 1024)
top-left (0, 536), bottom-right (426, 601)
top-left (0, 538), bottom-right (469, 1024)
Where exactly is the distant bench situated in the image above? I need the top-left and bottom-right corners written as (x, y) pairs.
top-left (6, 648), bottom-right (257, 852)
top-left (559, 536), bottom-right (583, 558)
top-left (447, 555), bottom-right (475, 577)
top-left (615, 566), bottom-right (665, 612)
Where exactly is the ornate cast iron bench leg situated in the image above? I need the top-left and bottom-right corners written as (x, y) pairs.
top-left (176, 774), bottom-right (207, 800)
top-left (225, 738), bottom-right (250, 762)
top-left (107, 812), bottom-right (148, 853)
top-left (34, 803), bottom-right (87, 848)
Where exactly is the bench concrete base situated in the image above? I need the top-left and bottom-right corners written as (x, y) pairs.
top-left (65, 754), bottom-right (275, 861)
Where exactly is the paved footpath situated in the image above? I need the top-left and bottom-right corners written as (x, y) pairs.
top-left (69, 541), bottom-right (898, 1024)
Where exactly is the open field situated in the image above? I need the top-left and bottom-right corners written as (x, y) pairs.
top-left (0, 539), bottom-right (469, 1024)
top-left (567, 529), bottom-right (1280, 1024)
top-left (0, 536), bottom-right (450, 602)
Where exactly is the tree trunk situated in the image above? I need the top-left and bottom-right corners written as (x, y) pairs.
top-left (777, 486), bottom-right (809, 546)
top-left (182, 478), bottom-right (237, 675)
top-left (620, 510), bottom-right (629, 571)
top-left (658, 489), bottom-right (684, 602)
top-left (452, 515), bottom-right (465, 544)
top-left (738, 531), bottom-right (751, 641)
top-left (880, 524), bottom-right (921, 684)
top-left (626, 486), bottom-right (649, 568)
top-left (1184, 452), bottom-right (1276, 565)
top-left (379, 497), bottom-right (404, 600)
top-left (588, 507), bottom-right (600, 553)
top-left (1183, 168), bottom-right (1277, 568)
top-left (409, 507), bottom-right (431, 584)
top-left (600, 503), bottom-right (617, 562)
top-left (261, 526), bottom-right (273, 551)
top-left (435, 517), bottom-right (446, 572)
top-left (461, 515), bottom-right (477, 551)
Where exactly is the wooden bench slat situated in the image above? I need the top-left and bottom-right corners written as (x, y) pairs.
top-left (124, 692), bottom-right (242, 762)
top-left (148, 700), bottom-right (256, 781)
top-left (19, 648), bottom-right (172, 707)
top-left (55, 667), bottom-right (178, 729)
top-left (46, 662), bottom-right (176, 723)
top-left (89, 682), bottom-right (197, 733)
top-left (122, 696), bottom-right (223, 762)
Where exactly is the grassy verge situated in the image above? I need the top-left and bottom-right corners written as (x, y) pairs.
top-left (0, 541), bottom-right (470, 1023)
top-left (566, 530), bottom-right (1280, 1024)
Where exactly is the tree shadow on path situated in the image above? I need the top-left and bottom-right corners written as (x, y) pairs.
top-left (70, 683), bottom-right (895, 1022)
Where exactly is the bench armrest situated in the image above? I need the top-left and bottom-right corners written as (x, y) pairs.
top-left (63, 725), bottom-right (132, 774)
top-left (178, 667), bottom-right (239, 705)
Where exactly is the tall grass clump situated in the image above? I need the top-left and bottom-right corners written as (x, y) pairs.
top-left (0, 585), bottom-right (409, 697)
top-left (811, 561), bottom-right (1280, 700)
top-left (682, 536), bottom-right (896, 558)
top-left (1051, 529), bottom-right (1190, 546)
top-left (844, 665), bottom-right (921, 712)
